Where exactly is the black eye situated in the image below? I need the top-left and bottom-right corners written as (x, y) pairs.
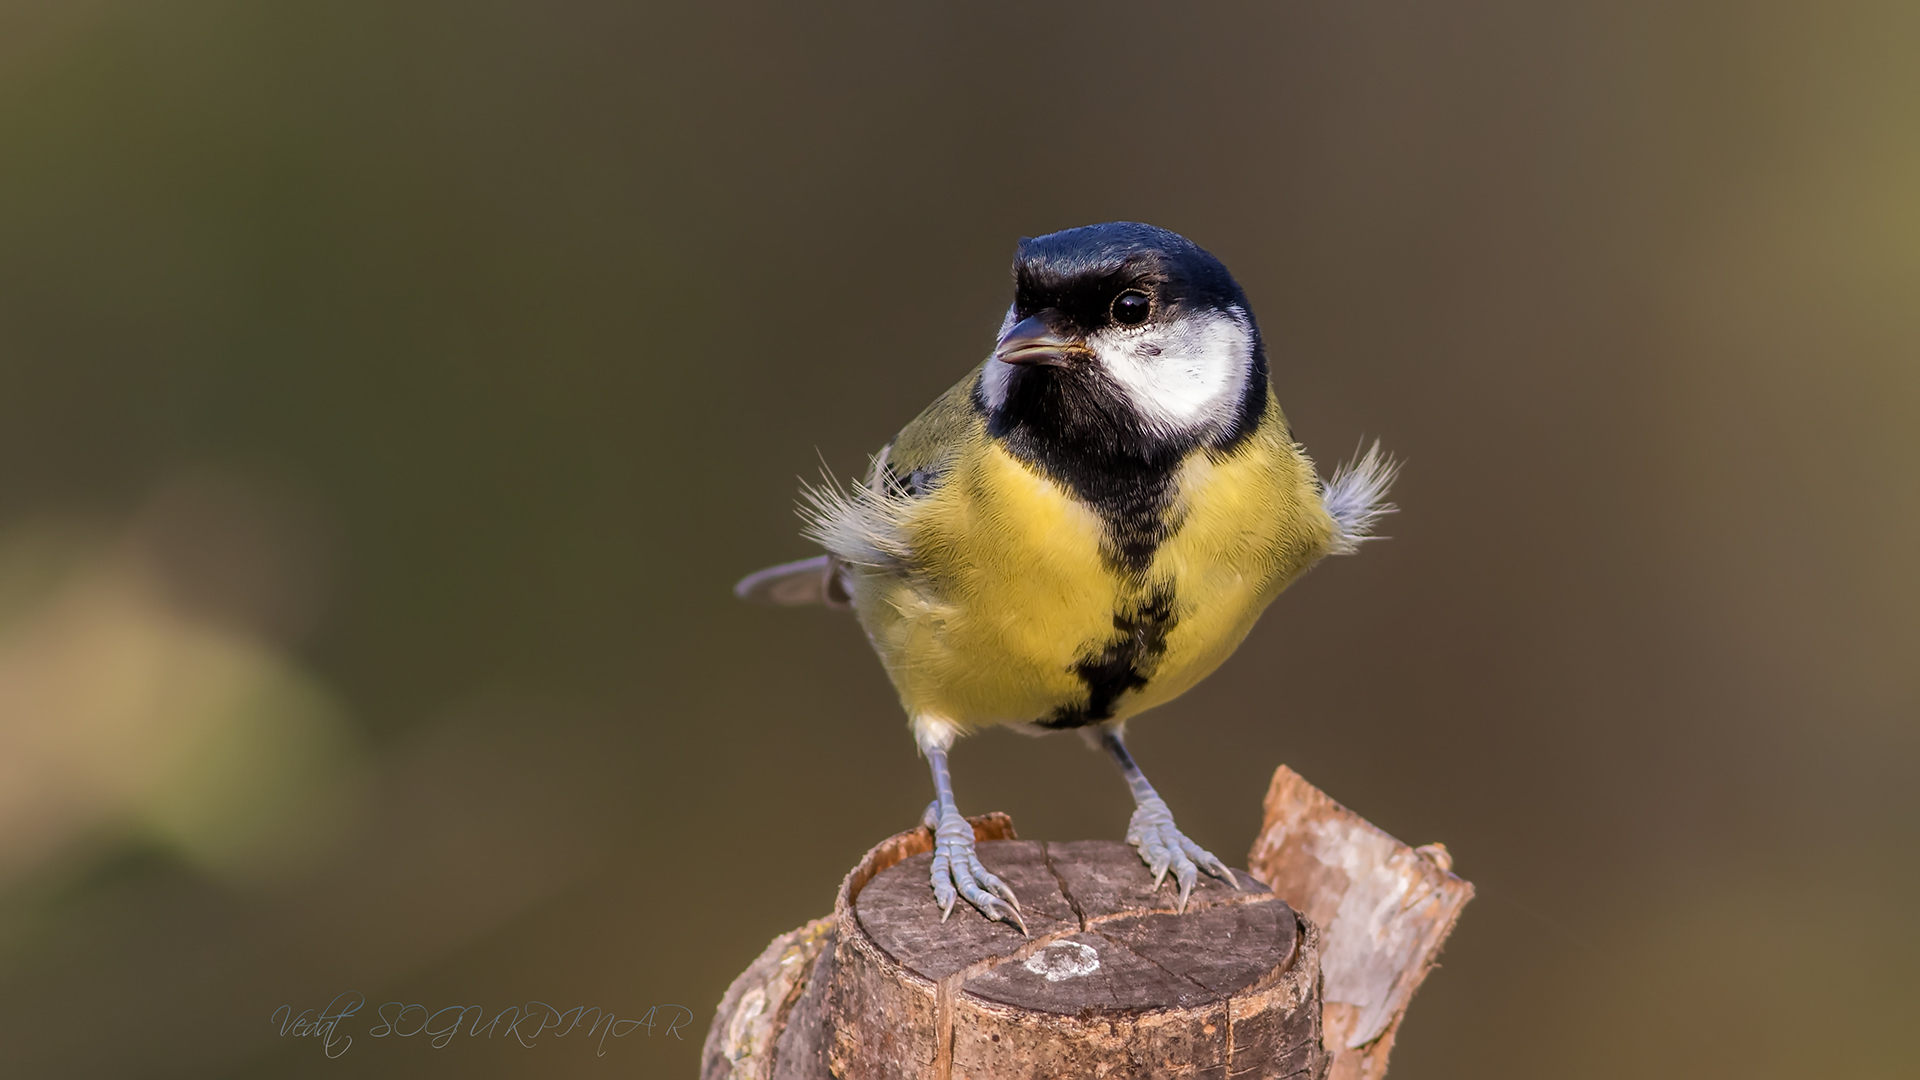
top-left (1111, 289), bottom-right (1151, 326)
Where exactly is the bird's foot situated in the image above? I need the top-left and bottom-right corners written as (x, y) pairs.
top-left (921, 802), bottom-right (1026, 934)
top-left (1125, 795), bottom-right (1236, 913)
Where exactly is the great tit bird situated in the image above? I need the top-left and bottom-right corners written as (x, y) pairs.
top-left (736, 222), bottom-right (1395, 932)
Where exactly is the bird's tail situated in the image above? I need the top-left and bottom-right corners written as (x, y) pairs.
top-left (1322, 440), bottom-right (1400, 554)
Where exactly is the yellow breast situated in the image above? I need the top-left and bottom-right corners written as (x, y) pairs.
top-left (849, 408), bottom-right (1334, 732)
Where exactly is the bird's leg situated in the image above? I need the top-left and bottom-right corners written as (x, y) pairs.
top-left (1096, 724), bottom-right (1237, 912)
top-left (915, 719), bottom-right (1026, 934)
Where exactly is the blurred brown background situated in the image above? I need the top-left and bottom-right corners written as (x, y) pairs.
top-left (1, 1), bottom-right (1915, 1077)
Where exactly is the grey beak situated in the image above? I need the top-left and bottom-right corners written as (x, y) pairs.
top-left (994, 313), bottom-right (1085, 368)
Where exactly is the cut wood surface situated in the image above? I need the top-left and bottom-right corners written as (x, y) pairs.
top-left (704, 768), bottom-right (1471, 1080)
top-left (834, 839), bottom-right (1322, 1078)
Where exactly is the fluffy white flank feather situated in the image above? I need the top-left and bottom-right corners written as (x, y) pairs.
top-left (1322, 440), bottom-right (1400, 554)
top-left (799, 447), bottom-right (915, 571)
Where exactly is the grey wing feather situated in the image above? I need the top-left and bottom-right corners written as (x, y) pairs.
top-left (732, 555), bottom-right (852, 609)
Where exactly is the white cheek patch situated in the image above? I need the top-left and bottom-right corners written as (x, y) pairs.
top-left (1088, 306), bottom-right (1254, 438)
top-left (979, 304), bottom-right (1020, 411)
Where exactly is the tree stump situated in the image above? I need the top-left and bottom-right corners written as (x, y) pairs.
top-left (704, 767), bottom-right (1472, 1080)
top-left (704, 813), bottom-right (1326, 1080)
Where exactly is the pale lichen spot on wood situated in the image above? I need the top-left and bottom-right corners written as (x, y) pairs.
top-left (1022, 940), bottom-right (1101, 982)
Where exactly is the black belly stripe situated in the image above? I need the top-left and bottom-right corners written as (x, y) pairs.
top-left (1037, 585), bottom-right (1177, 729)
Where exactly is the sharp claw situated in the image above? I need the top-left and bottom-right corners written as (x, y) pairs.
top-left (941, 897), bottom-right (955, 922)
top-left (1182, 837), bottom-right (1234, 886)
top-left (1173, 859), bottom-right (1197, 903)
top-left (981, 895), bottom-right (1026, 935)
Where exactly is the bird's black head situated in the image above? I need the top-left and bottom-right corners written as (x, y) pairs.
top-left (981, 222), bottom-right (1268, 456)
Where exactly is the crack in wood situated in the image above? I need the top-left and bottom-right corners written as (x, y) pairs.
top-left (933, 976), bottom-right (955, 1080)
top-left (1038, 840), bottom-right (1088, 930)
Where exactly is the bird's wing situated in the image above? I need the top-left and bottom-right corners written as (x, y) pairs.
top-left (880, 365), bottom-right (988, 483)
top-left (733, 555), bottom-right (852, 609)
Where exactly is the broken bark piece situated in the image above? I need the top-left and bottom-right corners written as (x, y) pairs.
top-left (700, 916), bottom-right (835, 1080)
top-left (1246, 766), bottom-right (1474, 1080)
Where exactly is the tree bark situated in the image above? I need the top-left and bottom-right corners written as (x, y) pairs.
top-left (1246, 767), bottom-right (1473, 1080)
